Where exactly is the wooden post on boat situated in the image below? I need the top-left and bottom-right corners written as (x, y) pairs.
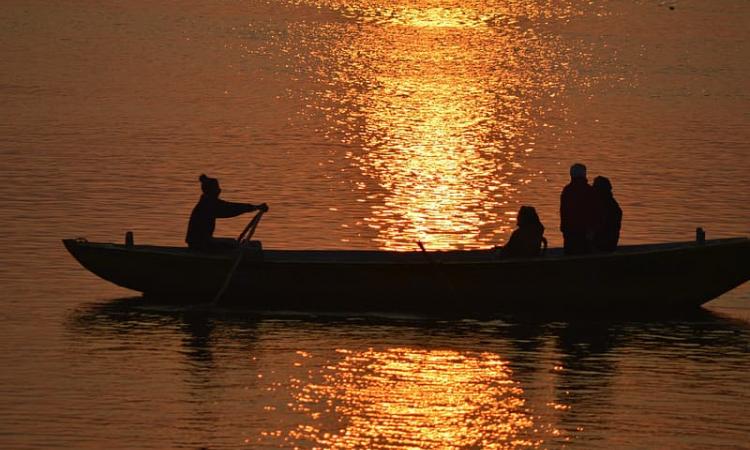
top-left (696, 227), bottom-right (706, 244)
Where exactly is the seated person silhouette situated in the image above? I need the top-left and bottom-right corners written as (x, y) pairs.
top-left (498, 206), bottom-right (547, 258)
top-left (592, 175), bottom-right (622, 252)
top-left (186, 174), bottom-right (268, 251)
top-left (560, 163), bottom-right (599, 255)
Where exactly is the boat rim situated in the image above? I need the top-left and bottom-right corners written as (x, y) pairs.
top-left (63, 236), bottom-right (749, 265)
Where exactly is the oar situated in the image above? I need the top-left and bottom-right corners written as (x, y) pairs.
top-left (237, 206), bottom-right (266, 242)
top-left (417, 240), bottom-right (434, 263)
top-left (211, 209), bottom-right (265, 306)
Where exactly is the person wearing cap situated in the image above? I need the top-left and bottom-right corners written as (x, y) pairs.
top-left (560, 163), bottom-right (599, 255)
top-left (186, 174), bottom-right (268, 251)
top-left (592, 175), bottom-right (622, 252)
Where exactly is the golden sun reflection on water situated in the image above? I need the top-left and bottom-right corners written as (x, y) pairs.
top-left (357, 5), bottom-right (492, 28)
top-left (288, 348), bottom-right (539, 449)
top-left (282, 0), bottom-right (579, 249)
top-left (358, 76), bottom-right (514, 249)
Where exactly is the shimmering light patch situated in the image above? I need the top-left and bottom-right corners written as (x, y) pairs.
top-left (359, 6), bottom-right (492, 28)
top-left (268, 0), bottom-right (586, 249)
top-left (286, 348), bottom-right (540, 448)
top-left (357, 76), bottom-right (510, 249)
top-left (318, 0), bottom-right (580, 25)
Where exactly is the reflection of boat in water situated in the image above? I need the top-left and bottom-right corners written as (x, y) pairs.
top-left (63, 237), bottom-right (749, 313)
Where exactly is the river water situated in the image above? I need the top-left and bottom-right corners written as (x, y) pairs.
top-left (1, 0), bottom-right (749, 448)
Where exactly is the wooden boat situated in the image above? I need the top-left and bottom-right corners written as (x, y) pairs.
top-left (63, 236), bottom-right (750, 313)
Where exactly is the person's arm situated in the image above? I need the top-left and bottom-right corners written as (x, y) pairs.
top-left (215, 200), bottom-right (259, 218)
top-left (614, 200), bottom-right (623, 232)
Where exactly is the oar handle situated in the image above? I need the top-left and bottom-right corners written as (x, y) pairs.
top-left (237, 209), bottom-right (265, 243)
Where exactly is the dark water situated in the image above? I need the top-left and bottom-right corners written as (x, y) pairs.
top-left (1, 0), bottom-right (749, 448)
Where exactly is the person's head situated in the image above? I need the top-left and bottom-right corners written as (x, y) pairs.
top-left (593, 175), bottom-right (612, 193)
top-left (199, 174), bottom-right (221, 197)
top-left (570, 163), bottom-right (587, 180)
top-left (517, 205), bottom-right (541, 228)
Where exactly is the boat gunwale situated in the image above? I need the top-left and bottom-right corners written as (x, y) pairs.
top-left (62, 237), bottom-right (749, 265)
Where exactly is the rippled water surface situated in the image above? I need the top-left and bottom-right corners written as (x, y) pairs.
top-left (1, 0), bottom-right (749, 448)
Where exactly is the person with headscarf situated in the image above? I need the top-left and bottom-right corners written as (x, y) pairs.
top-left (592, 175), bottom-right (622, 252)
top-left (560, 163), bottom-right (599, 255)
top-left (499, 205), bottom-right (547, 258)
top-left (186, 174), bottom-right (268, 250)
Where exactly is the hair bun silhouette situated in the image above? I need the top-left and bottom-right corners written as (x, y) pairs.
top-left (199, 174), bottom-right (208, 182)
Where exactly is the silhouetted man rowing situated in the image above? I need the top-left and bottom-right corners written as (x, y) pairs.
top-left (186, 174), bottom-right (268, 251)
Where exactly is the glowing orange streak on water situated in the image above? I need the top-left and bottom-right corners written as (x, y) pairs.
top-left (289, 348), bottom-right (541, 449)
top-left (293, 0), bottom-right (576, 249)
top-left (359, 76), bottom-right (502, 250)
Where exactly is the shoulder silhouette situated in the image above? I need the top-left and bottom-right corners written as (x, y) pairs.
top-left (500, 205), bottom-right (547, 258)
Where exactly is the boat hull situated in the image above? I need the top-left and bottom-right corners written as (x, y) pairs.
top-left (63, 238), bottom-right (750, 313)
